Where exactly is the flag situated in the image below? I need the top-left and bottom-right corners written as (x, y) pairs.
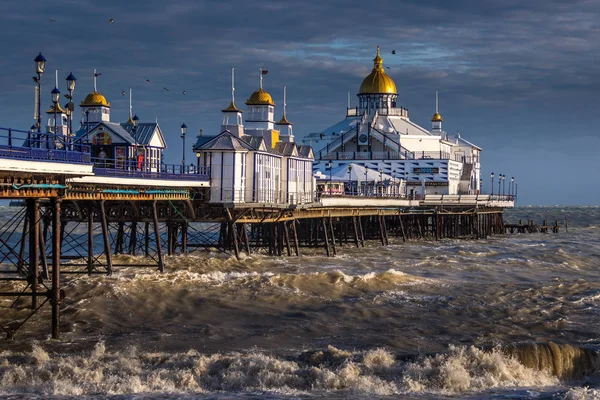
top-left (261, 70), bottom-right (269, 75)
top-left (94, 72), bottom-right (102, 77)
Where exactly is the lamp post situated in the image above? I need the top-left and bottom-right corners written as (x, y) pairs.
top-left (392, 169), bottom-right (397, 196)
top-left (502, 174), bottom-right (506, 196)
top-left (33, 53), bottom-right (46, 133)
top-left (497, 174), bottom-right (501, 196)
top-left (491, 172), bottom-right (494, 196)
top-left (132, 114), bottom-right (139, 169)
top-left (180, 123), bottom-right (187, 170)
top-left (327, 160), bottom-right (333, 195)
top-left (378, 168), bottom-right (383, 197)
top-left (65, 72), bottom-right (76, 146)
top-left (51, 86), bottom-right (60, 148)
top-left (347, 164), bottom-right (352, 194)
top-left (364, 166), bottom-right (369, 195)
top-left (29, 125), bottom-right (36, 147)
top-left (510, 176), bottom-right (514, 197)
top-left (479, 178), bottom-right (482, 195)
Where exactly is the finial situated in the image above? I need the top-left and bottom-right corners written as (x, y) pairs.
top-left (55, 70), bottom-right (58, 88)
top-left (436, 91), bottom-right (438, 113)
top-left (93, 69), bottom-right (97, 92)
top-left (260, 68), bottom-right (263, 90)
top-left (373, 46), bottom-right (383, 69)
top-left (283, 85), bottom-right (287, 117)
top-left (231, 67), bottom-right (235, 103)
top-left (129, 88), bottom-right (133, 120)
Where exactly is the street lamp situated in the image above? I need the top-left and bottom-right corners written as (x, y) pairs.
top-left (180, 123), bottom-right (187, 168)
top-left (378, 168), bottom-right (383, 197)
top-left (479, 178), bottom-right (483, 194)
top-left (511, 176), bottom-right (514, 196)
top-left (51, 86), bottom-right (60, 148)
top-left (502, 174), bottom-right (506, 196)
top-left (327, 160), bottom-right (333, 195)
top-left (392, 169), bottom-right (397, 196)
top-left (65, 72), bottom-right (76, 143)
top-left (132, 114), bottom-right (139, 169)
top-left (364, 166), bottom-right (369, 195)
top-left (490, 172), bottom-right (494, 195)
top-left (498, 174), bottom-right (501, 196)
top-left (33, 53), bottom-right (46, 133)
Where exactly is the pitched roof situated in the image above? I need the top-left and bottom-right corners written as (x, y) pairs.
top-left (197, 130), bottom-right (254, 151)
top-left (193, 135), bottom-right (216, 150)
top-left (275, 142), bottom-right (298, 156)
top-left (74, 121), bottom-right (136, 144)
top-left (121, 122), bottom-right (162, 146)
top-left (297, 145), bottom-right (314, 159)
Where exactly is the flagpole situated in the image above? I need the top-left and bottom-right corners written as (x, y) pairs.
top-left (93, 69), bottom-right (97, 92)
top-left (259, 68), bottom-right (263, 89)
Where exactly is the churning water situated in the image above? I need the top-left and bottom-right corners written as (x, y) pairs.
top-left (1, 206), bottom-right (600, 399)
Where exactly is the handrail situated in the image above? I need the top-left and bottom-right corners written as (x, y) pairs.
top-left (0, 126), bottom-right (91, 164)
top-left (91, 156), bottom-right (210, 180)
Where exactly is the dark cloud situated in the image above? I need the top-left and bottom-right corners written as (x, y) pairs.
top-left (0, 0), bottom-right (596, 204)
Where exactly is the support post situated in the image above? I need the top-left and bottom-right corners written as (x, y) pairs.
top-left (291, 220), bottom-right (300, 256)
top-left (99, 201), bottom-right (113, 275)
top-left (152, 201), bottom-right (164, 272)
top-left (87, 202), bottom-right (94, 274)
top-left (51, 199), bottom-right (61, 340)
top-left (29, 199), bottom-right (40, 309)
top-left (322, 218), bottom-right (331, 257)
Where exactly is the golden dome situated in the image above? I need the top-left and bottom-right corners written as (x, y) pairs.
top-left (45, 103), bottom-right (67, 114)
top-left (276, 115), bottom-right (292, 125)
top-left (246, 88), bottom-right (275, 106)
top-left (358, 46), bottom-right (397, 94)
top-left (431, 112), bottom-right (443, 122)
top-left (222, 101), bottom-right (242, 112)
top-left (80, 91), bottom-right (111, 107)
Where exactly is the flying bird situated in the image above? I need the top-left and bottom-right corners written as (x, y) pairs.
top-left (182, 90), bottom-right (187, 95)
top-left (146, 79), bottom-right (150, 83)
top-left (386, 66), bottom-right (391, 69)
top-left (109, 18), bottom-right (115, 23)
top-left (163, 87), bottom-right (169, 91)
top-left (121, 91), bottom-right (126, 96)
top-left (49, 18), bottom-right (56, 22)
top-left (391, 50), bottom-right (396, 54)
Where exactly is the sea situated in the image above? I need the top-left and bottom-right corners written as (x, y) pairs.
top-left (0, 206), bottom-right (599, 399)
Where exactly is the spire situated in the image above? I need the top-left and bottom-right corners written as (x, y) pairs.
top-left (232, 67), bottom-right (235, 104)
top-left (283, 85), bottom-right (287, 117)
top-left (93, 69), bottom-right (97, 92)
top-left (259, 68), bottom-right (263, 90)
top-left (55, 70), bottom-right (58, 89)
top-left (373, 46), bottom-right (383, 71)
top-left (431, 91), bottom-right (443, 123)
top-left (129, 88), bottom-right (133, 121)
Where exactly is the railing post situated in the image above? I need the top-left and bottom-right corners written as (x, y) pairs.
top-left (7, 128), bottom-right (11, 147)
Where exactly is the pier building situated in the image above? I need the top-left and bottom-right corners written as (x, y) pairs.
top-left (306, 47), bottom-right (482, 198)
top-left (0, 52), bottom-right (516, 340)
top-left (193, 71), bottom-right (315, 205)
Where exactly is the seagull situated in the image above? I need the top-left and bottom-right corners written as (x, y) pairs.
top-left (121, 91), bottom-right (126, 96)
top-left (109, 18), bottom-right (115, 23)
top-left (49, 18), bottom-right (56, 22)
top-left (386, 66), bottom-right (391, 69)
top-left (146, 79), bottom-right (150, 83)
top-left (391, 50), bottom-right (396, 54)
top-left (163, 87), bottom-right (169, 91)
top-left (182, 90), bottom-right (187, 95)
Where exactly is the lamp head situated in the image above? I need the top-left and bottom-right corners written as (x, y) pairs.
top-left (34, 53), bottom-right (46, 75)
top-left (66, 72), bottom-right (76, 91)
top-left (132, 114), bottom-right (139, 128)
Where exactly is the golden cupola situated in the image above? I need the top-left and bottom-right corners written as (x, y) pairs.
top-left (80, 91), bottom-right (111, 107)
top-left (359, 47), bottom-right (397, 94)
top-left (246, 88), bottom-right (275, 106)
top-left (431, 112), bottom-right (442, 122)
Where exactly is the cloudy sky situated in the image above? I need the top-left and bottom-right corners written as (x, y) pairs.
top-left (1, 0), bottom-right (598, 205)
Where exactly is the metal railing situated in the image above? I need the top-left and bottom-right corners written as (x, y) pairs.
top-left (0, 127), bottom-right (91, 164)
top-left (317, 150), bottom-right (451, 161)
top-left (219, 188), bottom-right (314, 205)
top-left (453, 154), bottom-right (480, 164)
top-left (92, 157), bottom-right (210, 181)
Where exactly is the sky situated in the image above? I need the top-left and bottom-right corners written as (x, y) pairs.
top-left (0, 0), bottom-right (598, 205)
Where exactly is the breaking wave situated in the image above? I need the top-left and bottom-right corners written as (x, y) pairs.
top-left (0, 341), bottom-right (597, 397)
